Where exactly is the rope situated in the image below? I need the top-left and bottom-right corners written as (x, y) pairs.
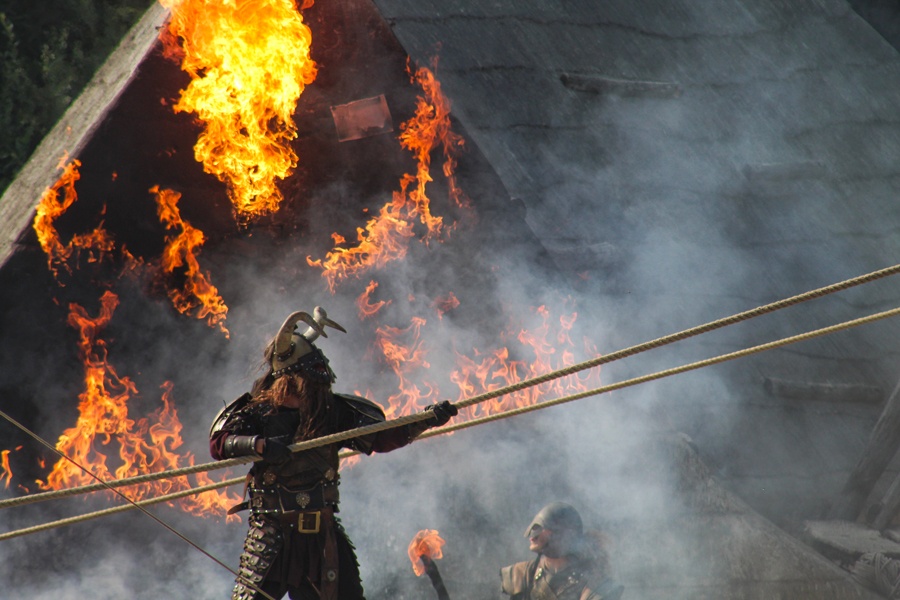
top-left (0, 408), bottom-right (278, 600)
top-left (3, 263), bottom-right (898, 511)
top-left (852, 552), bottom-right (900, 598)
top-left (4, 304), bottom-right (899, 541)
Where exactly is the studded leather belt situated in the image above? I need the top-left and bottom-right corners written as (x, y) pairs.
top-left (276, 509), bottom-right (330, 533)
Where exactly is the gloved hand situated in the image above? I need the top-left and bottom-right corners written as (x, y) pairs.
top-left (424, 400), bottom-right (458, 427)
top-left (261, 437), bottom-right (293, 464)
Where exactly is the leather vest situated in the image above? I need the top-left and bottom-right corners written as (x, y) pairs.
top-left (500, 558), bottom-right (624, 600)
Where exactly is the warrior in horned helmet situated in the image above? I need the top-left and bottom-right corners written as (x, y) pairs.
top-left (210, 307), bottom-right (457, 600)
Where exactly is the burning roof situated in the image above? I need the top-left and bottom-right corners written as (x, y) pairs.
top-left (4, 0), bottom-right (900, 598)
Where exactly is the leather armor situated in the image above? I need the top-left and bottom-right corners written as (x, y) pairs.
top-left (500, 558), bottom-right (624, 600)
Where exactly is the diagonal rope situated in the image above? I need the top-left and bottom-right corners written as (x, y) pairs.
top-left (0, 408), bottom-right (277, 600)
top-left (4, 303), bottom-right (900, 541)
top-left (2, 263), bottom-right (899, 511)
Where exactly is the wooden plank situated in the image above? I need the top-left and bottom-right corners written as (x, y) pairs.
top-left (829, 379), bottom-right (900, 520)
top-left (0, 2), bottom-right (169, 268)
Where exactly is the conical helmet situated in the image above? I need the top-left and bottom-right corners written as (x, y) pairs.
top-left (524, 502), bottom-right (583, 537)
top-left (269, 306), bottom-right (346, 383)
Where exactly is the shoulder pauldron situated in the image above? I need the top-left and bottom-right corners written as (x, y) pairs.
top-left (336, 393), bottom-right (386, 427)
top-left (209, 392), bottom-right (253, 437)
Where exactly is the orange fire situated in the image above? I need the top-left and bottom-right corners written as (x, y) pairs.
top-left (357, 280), bottom-right (391, 320)
top-left (152, 185), bottom-right (230, 337)
top-left (308, 62), bottom-right (465, 292)
top-left (373, 317), bottom-right (441, 419)
top-left (36, 291), bottom-right (239, 517)
top-left (33, 157), bottom-right (115, 279)
top-left (408, 529), bottom-right (446, 576)
top-left (159, 0), bottom-right (317, 221)
top-left (0, 449), bottom-right (12, 489)
top-left (351, 305), bottom-right (598, 432)
top-left (451, 305), bottom-right (601, 418)
top-left (431, 292), bottom-right (460, 320)
top-left (401, 59), bottom-right (468, 213)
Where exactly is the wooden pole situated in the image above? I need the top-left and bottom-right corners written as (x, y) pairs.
top-left (828, 378), bottom-right (900, 520)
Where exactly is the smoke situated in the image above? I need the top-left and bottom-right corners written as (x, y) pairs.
top-left (4, 0), bottom-right (900, 598)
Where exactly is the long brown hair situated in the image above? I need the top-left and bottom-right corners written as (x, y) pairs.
top-left (252, 372), bottom-right (333, 440)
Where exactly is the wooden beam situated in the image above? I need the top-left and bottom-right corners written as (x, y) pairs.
top-left (0, 3), bottom-right (169, 268)
top-left (828, 379), bottom-right (900, 520)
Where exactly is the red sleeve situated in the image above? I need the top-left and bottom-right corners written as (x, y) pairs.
top-left (210, 429), bottom-right (231, 460)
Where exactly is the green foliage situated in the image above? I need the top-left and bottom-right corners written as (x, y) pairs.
top-left (0, 0), bottom-right (154, 194)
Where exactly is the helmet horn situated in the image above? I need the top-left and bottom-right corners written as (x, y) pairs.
top-left (302, 306), bottom-right (347, 343)
top-left (273, 311), bottom-right (322, 358)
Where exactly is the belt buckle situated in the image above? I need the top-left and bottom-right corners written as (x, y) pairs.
top-left (298, 511), bottom-right (321, 534)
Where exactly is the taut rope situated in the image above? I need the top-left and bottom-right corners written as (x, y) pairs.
top-left (3, 303), bottom-right (899, 541)
top-left (2, 262), bottom-right (898, 511)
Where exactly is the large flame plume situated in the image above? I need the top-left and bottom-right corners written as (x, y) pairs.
top-left (159, 0), bottom-right (318, 221)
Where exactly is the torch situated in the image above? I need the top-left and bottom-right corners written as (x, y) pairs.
top-left (408, 529), bottom-right (450, 600)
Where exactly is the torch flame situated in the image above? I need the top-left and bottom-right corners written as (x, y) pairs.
top-left (159, 0), bottom-right (317, 220)
top-left (408, 529), bottom-right (445, 576)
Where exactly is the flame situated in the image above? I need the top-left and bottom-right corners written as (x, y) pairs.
top-left (308, 62), bottom-right (465, 291)
top-left (401, 59), bottom-right (468, 213)
top-left (374, 317), bottom-right (441, 419)
top-left (356, 280), bottom-right (391, 320)
top-left (158, 0), bottom-right (317, 220)
top-left (451, 305), bottom-right (601, 418)
top-left (33, 157), bottom-right (115, 279)
top-left (408, 529), bottom-right (445, 576)
top-left (36, 292), bottom-right (240, 517)
top-left (0, 450), bottom-right (12, 489)
top-left (431, 292), bottom-right (459, 320)
top-left (152, 185), bottom-right (230, 337)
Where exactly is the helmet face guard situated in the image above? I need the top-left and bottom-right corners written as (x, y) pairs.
top-left (269, 307), bottom-right (346, 383)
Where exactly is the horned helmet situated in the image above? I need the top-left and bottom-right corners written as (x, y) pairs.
top-left (268, 307), bottom-right (346, 383)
